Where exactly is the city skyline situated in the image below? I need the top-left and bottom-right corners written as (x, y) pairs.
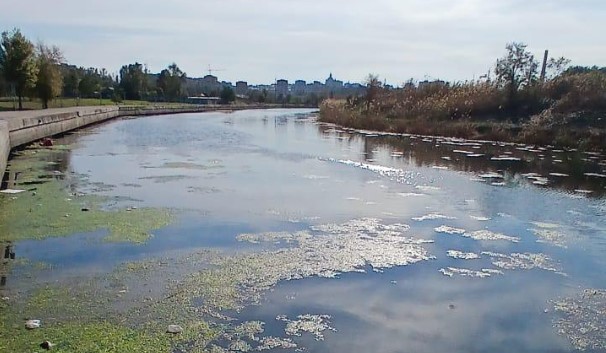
top-left (2, 1), bottom-right (605, 85)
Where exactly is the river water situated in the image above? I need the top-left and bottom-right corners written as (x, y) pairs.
top-left (2, 109), bottom-right (606, 352)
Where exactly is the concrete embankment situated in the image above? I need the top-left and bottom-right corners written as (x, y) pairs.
top-left (0, 104), bottom-right (292, 180)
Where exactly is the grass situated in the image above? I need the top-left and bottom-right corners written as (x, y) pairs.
top-left (319, 71), bottom-right (606, 150)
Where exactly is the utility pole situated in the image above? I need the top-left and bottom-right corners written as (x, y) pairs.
top-left (540, 50), bottom-right (549, 82)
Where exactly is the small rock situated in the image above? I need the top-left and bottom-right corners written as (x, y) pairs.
top-left (40, 341), bottom-right (54, 350)
top-left (166, 325), bottom-right (183, 334)
top-left (448, 304), bottom-right (456, 310)
top-left (81, 207), bottom-right (90, 212)
top-left (1, 296), bottom-right (9, 301)
top-left (25, 319), bottom-right (41, 329)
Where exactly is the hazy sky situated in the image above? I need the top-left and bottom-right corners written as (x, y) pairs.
top-left (2, 0), bottom-right (604, 84)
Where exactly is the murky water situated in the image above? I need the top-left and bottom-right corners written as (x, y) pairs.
top-left (2, 109), bottom-right (605, 352)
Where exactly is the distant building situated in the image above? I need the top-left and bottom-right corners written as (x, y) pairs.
top-left (293, 80), bottom-right (306, 96)
top-left (276, 79), bottom-right (289, 97)
top-left (201, 75), bottom-right (221, 94)
top-left (325, 73), bottom-right (343, 91)
top-left (235, 81), bottom-right (248, 95)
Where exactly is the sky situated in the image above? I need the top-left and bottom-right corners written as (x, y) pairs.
top-left (2, 0), bottom-right (605, 85)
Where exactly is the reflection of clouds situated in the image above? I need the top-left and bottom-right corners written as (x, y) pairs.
top-left (261, 271), bottom-right (570, 353)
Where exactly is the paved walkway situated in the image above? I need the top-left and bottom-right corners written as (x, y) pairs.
top-left (0, 106), bottom-right (110, 122)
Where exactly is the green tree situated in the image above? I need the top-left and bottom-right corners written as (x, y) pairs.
top-left (220, 86), bottom-right (235, 104)
top-left (35, 43), bottom-right (63, 109)
top-left (119, 62), bottom-right (147, 100)
top-left (0, 29), bottom-right (38, 110)
top-left (495, 42), bottom-right (538, 109)
top-left (157, 63), bottom-right (186, 102)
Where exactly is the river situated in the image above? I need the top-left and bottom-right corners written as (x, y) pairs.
top-left (1, 108), bottom-right (605, 353)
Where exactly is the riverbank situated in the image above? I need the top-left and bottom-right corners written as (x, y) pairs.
top-left (319, 99), bottom-right (606, 151)
top-left (0, 104), bottom-right (300, 179)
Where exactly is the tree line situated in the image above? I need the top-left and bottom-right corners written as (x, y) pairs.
top-left (321, 42), bottom-right (606, 149)
top-left (0, 28), bottom-right (236, 110)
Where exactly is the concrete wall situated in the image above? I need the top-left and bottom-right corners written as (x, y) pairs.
top-left (0, 120), bottom-right (9, 182)
top-left (7, 106), bottom-right (120, 148)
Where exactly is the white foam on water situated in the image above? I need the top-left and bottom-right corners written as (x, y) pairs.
top-left (470, 215), bottom-right (491, 221)
top-left (434, 225), bottom-right (466, 234)
top-left (464, 230), bottom-right (520, 242)
top-left (446, 250), bottom-right (481, 260)
top-left (413, 213), bottom-right (456, 221)
top-left (439, 267), bottom-right (499, 278)
top-left (479, 172), bottom-right (504, 179)
top-left (415, 185), bottom-right (441, 191)
top-left (481, 251), bottom-right (564, 274)
top-left (491, 156), bottom-right (521, 161)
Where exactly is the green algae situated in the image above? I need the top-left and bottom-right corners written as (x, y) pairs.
top-left (0, 320), bottom-right (173, 353)
top-left (0, 181), bottom-right (172, 243)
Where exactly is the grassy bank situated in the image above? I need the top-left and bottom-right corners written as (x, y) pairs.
top-left (319, 70), bottom-right (606, 150)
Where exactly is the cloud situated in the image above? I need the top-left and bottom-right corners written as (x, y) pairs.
top-left (1, 0), bottom-right (604, 84)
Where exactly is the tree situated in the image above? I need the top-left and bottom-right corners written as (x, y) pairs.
top-left (220, 86), bottom-right (235, 104)
top-left (0, 29), bottom-right (38, 110)
top-left (119, 62), bottom-right (147, 100)
top-left (157, 63), bottom-right (186, 102)
top-left (35, 43), bottom-right (63, 109)
top-left (365, 74), bottom-right (382, 110)
top-left (495, 42), bottom-right (538, 109)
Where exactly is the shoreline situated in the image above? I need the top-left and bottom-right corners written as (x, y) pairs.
top-left (318, 103), bottom-right (606, 152)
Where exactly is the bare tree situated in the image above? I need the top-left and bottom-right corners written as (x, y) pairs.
top-left (495, 42), bottom-right (538, 108)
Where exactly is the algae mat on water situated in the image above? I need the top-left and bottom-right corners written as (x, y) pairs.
top-left (0, 181), bottom-right (172, 243)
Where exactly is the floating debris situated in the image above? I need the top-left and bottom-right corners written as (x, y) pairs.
top-left (584, 173), bottom-right (606, 178)
top-left (463, 230), bottom-right (520, 242)
top-left (329, 159), bottom-right (415, 184)
top-left (470, 215), bottom-right (491, 221)
top-left (553, 289), bottom-right (606, 351)
top-left (439, 267), bottom-right (501, 278)
top-left (574, 189), bottom-right (593, 194)
top-left (228, 340), bottom-right (252, 352)
top-left (415, 185), bottom-right (441, 191)
top-left (0, 189), bottom-right (26, 194)
top-left (491, 156), bottom-right (521, 161)
top-left (256, 337), bottom-right (297, 350)
top-left (412, 213), bottom-right (456, 221)
top-left (25, 319), bottom-right (41, 329)
top-left (434, 225), bottom-right (466, 235)
top-left (166, 324), bottom-right (183, 334)
top-left (446, 250), bottom-right (481, 260)
top-left (277, 314), bottom-right (336, 341)
top-left (398, 192), bottom-right (425, 197)
top-left (481, 251), bottom-right (563, 274)
top-left (530, 227), bottom-right (567, 248)
top-left (479, 172), bottom-right (504, 179)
